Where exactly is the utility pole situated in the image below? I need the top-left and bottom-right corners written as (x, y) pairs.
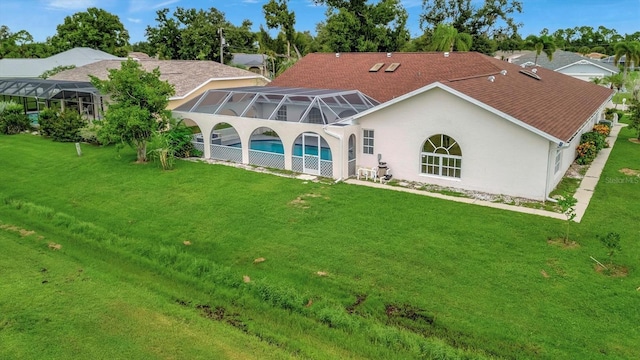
top-left (218, 28), bottom-right (224, 64)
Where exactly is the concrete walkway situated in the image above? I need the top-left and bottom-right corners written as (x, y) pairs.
top-left (573, 123), bottom-right (625, 222)
top-left (344, 123), bottom-right (625, 223)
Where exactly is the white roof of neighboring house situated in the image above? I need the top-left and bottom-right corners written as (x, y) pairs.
top-left (0, 47), bottom-right (124, 78)
top-left (51, 58), bottom-right (270, 99)
top-left (232, 53), bottom-right (269, 67)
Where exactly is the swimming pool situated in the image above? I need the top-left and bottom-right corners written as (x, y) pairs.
top-left (231, 140), bottom-right (332, 160)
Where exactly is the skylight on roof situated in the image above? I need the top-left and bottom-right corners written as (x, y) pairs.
top-left (369, 63), bottom-right (385, 72)
top-left (385, 63), bottom-right (400, 72)
top-left (519, 69), bottom-right (541, 80)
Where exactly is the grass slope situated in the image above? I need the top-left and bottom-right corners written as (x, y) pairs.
top-left (0, 132), bottom-right (638, 359)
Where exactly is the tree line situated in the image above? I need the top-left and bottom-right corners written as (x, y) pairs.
top-left (1, 0), bottom-right (639, 75)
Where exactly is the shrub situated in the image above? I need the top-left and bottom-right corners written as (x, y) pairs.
top-left (37, 108), bottom-right (87, 142)
top-left (164, 119), bottom-right (197, 158)
top-left (37, 108), bottom-right (59, 137)
top-left (0, 102), bottom-right (30, 135)
top-left (576, 142), bottom-right (597, 165)
top-left (79, 123), bottom-right (103, 145)
top-left (593, 124), bottom-right (611, 137)
top-left (581, 131), bottom-right (607, 151)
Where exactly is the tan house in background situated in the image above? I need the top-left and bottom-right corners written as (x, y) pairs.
top-left (51, 58), bottom-right (270, 109)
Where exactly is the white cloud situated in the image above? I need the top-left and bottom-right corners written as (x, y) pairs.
top-left (152, 0), bottom-right (180, 9)
top-left (242, 0), bottom-right (260, 4)
top-left (45, 0), bottom-right (97, 10)
top-left (128, 0), bottom-right (180, 13)
top-left (127, 17), bottom-right (142, 23)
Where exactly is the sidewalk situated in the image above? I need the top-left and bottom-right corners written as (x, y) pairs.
top-left (344, 123), bottom-right (625, 223)
top-left (572, 123), bottom-right (625, 222)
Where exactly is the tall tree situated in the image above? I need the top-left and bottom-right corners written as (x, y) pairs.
top-left (0, 26), bottom-right (52, 59)
top-left (613, 41), bottom-right (640, 82)
top-left (145, 7), bottom-right (255, 63)
top-left (524, 34), bottom-right (556, 64)
top-left (314, 0), bottom-right (410, 52)
top-left (49, 8), bottom-right (130, 56)
top-left (90, 59), bottom-right (175, 163)
top-left (420, 0), bottom-right (522, 54)
top-left (263, 0), bottom-right (298, 58)
top-left (428, 23), bottom-right (472, 51)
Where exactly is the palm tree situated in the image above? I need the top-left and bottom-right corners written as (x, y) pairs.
top-left (427, 23), bottom-right (472, 52)
top-left (525, 35), bottom-right (556, 65)
top-left (613, 41), bottom-right (640, 82)
top-left (603, 73), bottom-right (624, 92)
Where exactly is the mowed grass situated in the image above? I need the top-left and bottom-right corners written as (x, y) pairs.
top-left (0, 131), bottom-right (639, 359)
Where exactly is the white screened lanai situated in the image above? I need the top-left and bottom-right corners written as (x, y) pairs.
top-left (174, 86), bottom-right (378, 124)
top-left (173, 86), bottom-right (379, 178)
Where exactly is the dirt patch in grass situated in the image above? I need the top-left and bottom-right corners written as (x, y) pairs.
top-left (619, 168), bottom-right (640, 177)
top-left (385, 303), bottom-right (434, 324)
top-left (629, 138), bottom-right (640, 145)
top-left (547, 238), bottom-right (580, 249)
top-left (346, 294), bottom-right (367, 314)
top-left (196, 304), bottom-right (249, 332)
top-left (0, 223), bottom-right (37, 237)
top-left (595, 264), bottom-right (629, 277)
top-left (289, 193), bottom-right (324, 209)
top-left (48, 242), bottom-right (62, 250)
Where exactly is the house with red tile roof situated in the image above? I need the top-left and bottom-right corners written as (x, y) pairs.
top-left (173, 52), bottom-right (613, 200)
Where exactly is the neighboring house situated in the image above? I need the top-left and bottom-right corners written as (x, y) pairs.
top-left (231, 53), bottom-right (272, 78)
top-left (173, 52), bottom-right (613, 201)
top-left (51, 59), bottom-right (270, 109)
top-left (0, 47), bottom-right (124, 78)
top-left (601, 55), bottom-right (639, 71)
top-left (503, 50), bottom-right (619, 81)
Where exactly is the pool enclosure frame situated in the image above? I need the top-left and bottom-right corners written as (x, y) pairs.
top-left (174, 86), bottom-right (379, 178)
top-left (0, 78), bottom-right (103, 120)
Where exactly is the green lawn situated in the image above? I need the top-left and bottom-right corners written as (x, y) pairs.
top-left (1, 131), bottom-right (639, 359)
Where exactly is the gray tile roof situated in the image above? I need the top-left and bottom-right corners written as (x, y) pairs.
top-left (51, 59), bottom-right (269, 98)
top-left (0, 47), bottom-right (124, 78)
top-left (509, 50), bottom-right (619, 72)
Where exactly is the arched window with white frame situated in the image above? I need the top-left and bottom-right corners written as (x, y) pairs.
top-left (420, 134), bottom-right (462, 178)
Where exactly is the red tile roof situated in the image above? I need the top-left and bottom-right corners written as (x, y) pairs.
top-left (269, 52), bottom-right (614, 141)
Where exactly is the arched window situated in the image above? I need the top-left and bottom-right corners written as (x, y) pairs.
top-left (421, 134), bottom-right (462, 178)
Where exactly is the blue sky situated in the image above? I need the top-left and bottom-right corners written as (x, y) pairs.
top-left (1, 0), bottom-right (639, 43)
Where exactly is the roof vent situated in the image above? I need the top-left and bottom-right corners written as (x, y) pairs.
top-left (335, 53), bottom-right (340, 58)
top-left (386, 52), bottom-right (392, 57)
top-left (488, 76), bottom-right (495, 82)
top-left (500, 70), bottom-right (507, 76)
top-left (531, 68), bottom-right (538, 73)
top-left (444, 52), bottom-right (450, 58)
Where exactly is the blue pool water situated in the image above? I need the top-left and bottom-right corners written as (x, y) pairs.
top-left (231, 140), bottom-right (332, 160)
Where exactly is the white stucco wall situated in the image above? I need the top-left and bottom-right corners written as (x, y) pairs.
top-left (173, 111), bottom-right (350, 177)
top-left (355, 87), bottom-right (552, 200)
top-left (549, 109), bottom-right (603, 190)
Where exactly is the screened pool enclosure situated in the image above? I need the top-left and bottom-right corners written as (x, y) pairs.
top-left (0, 79), bottom-right (102, 121)
top-left (174, 86), bottom-right (378, 178)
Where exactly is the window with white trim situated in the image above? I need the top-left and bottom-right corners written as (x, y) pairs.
top-left (363, 129), bottom-right (374, 154)
top-left (554, 149), bottom-right (562, 174)
top-left (420, 134), bottom-right (462, 178)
